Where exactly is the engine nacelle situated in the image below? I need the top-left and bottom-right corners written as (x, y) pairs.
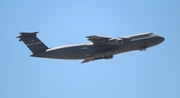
top-left (105, 38), bottom-right (123, 45)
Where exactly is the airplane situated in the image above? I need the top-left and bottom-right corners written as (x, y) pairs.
top-left (17, 32), bottom-right (164, 63)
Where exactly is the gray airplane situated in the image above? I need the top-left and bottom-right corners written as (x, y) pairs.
top-left (17, 32), bottom-right (164, 63)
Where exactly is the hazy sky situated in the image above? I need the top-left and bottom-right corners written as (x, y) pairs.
top-left (1, 0), bottom-right (180, 98)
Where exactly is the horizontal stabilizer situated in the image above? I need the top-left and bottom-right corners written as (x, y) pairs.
top-left (17, 32), bottom-right (38, 41)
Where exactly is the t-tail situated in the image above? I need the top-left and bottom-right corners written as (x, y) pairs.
top-left (17, 32), bottom-right (48, 54)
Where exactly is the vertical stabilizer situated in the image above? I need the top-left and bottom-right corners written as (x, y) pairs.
top-left (17, 32), bottom-right (48, 54)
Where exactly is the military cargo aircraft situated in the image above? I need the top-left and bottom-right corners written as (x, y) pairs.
top-left (17, 32), bottom-right (164, 63)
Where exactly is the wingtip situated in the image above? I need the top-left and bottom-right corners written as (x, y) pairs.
top-left (81, 57), bottom-right (94, 63)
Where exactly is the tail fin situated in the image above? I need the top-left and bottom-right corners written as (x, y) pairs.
top-left (17, 32), bottom-right (48, 54)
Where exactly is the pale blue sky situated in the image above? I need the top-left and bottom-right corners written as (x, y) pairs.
top-left (1, 0), bottom-right (180, 98)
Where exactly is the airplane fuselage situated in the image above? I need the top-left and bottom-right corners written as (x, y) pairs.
top-left (31, 33), bottom-right (164, 62)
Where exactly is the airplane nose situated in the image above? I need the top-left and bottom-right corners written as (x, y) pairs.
top-left (152, 34), bottom-right (165, 45)
top-left (155, 36), bottom-right (165, 44)
top-left (159, 36), bottom-right (165, 43)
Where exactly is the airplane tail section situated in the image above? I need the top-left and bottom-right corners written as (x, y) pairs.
top-left (17, 32), bottom-right (48, 54)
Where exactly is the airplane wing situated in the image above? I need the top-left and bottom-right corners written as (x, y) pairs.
top-left (86, 35), bottom-right (111, 45)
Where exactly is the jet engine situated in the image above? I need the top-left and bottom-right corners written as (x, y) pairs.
top-left (105, 38), bottom-right (123, 45)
